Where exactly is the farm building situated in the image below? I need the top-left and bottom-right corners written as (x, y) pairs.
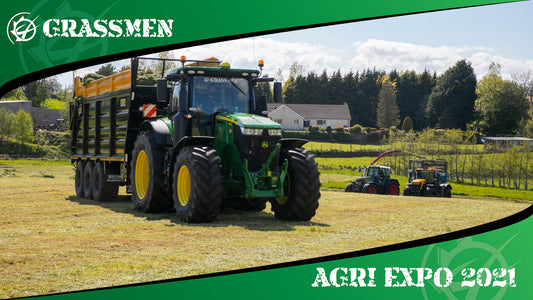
top-left (0, 100), bottom-right (63, 128)
top-left (482, 137), bottom-right (533, 150)
top-left (267, 103), bottom-right (351, 131)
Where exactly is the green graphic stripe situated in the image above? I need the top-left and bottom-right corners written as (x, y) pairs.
top-left (0, 0), bottom-right (520, 95)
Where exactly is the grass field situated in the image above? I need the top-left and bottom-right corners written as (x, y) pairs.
top-left (0, 160), bottom-right (531, 298)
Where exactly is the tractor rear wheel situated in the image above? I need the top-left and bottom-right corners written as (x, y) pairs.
top-left (83, 161), bottom-right (94, 199)
top-left (131, 131), bottom-right (172, 212)
top-left (173, 146), bottom-right (223, 223)
top-left (362, 183), bottom-right (379, 194)
top-left (92, 161), bottom-right (119, 202)
top-left (75, 160), bottom-right (85, 197)
top-left (344, 182), bottom-right (356, 193)
top-left (443, 185), bottom-right (452, 198)
top-left (271, 148), bottom-right (320, 221)
top-left (386, 181), bottom-right (400, 195)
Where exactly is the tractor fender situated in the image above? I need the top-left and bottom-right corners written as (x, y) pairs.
top-left (440, 183), bottom-right (452, 190)
top-left (139, 120), bottom-right (172, 146)
top-left (170, 136), bottom-right (215, 167)
top-left (281, 138), bottom-right (308, 149)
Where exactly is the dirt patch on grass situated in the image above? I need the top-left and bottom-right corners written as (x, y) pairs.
top-left (0, 161), bottom-right (529, 298)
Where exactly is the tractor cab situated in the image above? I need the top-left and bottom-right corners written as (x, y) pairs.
top-left (403, 160), bottom-right (452, 197)
top-left (363, 165), bottom-right (390, 182)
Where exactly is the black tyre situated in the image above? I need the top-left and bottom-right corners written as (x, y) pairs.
top-left (92, 161), bottom-right (119, 202)
top-left (131, 131), bottom-right (172, 212)
top-left (344, 182), bottom-right (356, 193)
top-left (362, 183), bottom-right (379, 194)
top-left (83, 161), bottom-right (94, 199)
top-left (173, 146), bottom-right (223, 223)
top-left (443, 185), bottom-right (452, 198)
top-left (426, 185), bottom-right (439, 197)
top-left (74, 160), bottom-right (85, 197)
top-left (385, 181), bottom-right (400, 195)
top-left (403, 185), bottom-right (414, 196)
top-left (271, 148), bottom-right (320, 221)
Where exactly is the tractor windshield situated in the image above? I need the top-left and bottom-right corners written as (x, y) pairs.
top-left (192, 76), bottom-right (250, 115)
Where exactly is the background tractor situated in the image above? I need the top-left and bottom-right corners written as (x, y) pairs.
top-left (344, 149), bottom-right (401, 195)
top-left (403, 159), bottom-right (452, 197)
top-left (71, 56), bottom-right (321, 223)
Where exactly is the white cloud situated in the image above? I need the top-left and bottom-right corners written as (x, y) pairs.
top-left (59, 37), bottom-right (531, 86)
top-left (170, 37), bottom-right (343, 81)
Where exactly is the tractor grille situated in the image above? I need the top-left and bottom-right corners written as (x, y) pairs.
top-left (232, 125), bottom-right (281, 172)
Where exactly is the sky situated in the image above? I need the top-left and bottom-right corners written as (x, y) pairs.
top-left (60, 0), bottom-right (533, 86)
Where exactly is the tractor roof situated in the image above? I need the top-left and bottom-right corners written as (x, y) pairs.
top-left (164, 57), bottom-right (260, 78)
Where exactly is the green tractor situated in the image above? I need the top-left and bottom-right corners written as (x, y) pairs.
top-left (344, 149), bottom-right (400, 195)
top-left (403, 159), bottom-right (452, 197)
top-left (71, 57), bottom-right (320, 223)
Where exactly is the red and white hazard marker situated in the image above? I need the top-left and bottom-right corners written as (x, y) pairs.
top-left (143, 104), bottom-right (157, 118)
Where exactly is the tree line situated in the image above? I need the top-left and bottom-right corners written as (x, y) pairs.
top-left (280, 60), bottom-right (533, 137)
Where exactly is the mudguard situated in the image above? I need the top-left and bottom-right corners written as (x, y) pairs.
top-left (281, 138), bottom-right (308, 149)
top-left (139, 120), bottom-right (172, 146)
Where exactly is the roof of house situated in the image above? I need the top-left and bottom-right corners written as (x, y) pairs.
top-left (268, 103), bottom-right (351, 120)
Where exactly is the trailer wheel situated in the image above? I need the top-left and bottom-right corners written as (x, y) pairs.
top-left (83, 161), bottom-right (94, 199)
top-left (131, 131), bottom-right (172, 212)
top-left (344, 182), bottom-right (356, 193)
top-left (173, 146), bottom-right (223, 223)
top-left (92, 161), bottom-right (119, 202)
top-left (386, 181), bottom-right (400, 195)
top-left (75, 160), bottom-right (85, 198)
top-left (362, 183), bottom-right (379, 194)
top-left (271, 148), bottom-right (320, 221)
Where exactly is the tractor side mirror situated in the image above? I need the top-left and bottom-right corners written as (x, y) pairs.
top-left (255, 95), bottom-right (268, 116)
top-left (156, 79), bottom-right (169, 101)
top-left (273, 82), bottom-right (282, 103)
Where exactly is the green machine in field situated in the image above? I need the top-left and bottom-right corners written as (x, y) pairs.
top-left (71, 57), bottom-right (320, 223)
top-left (344, 149), bottom-right (401, 195)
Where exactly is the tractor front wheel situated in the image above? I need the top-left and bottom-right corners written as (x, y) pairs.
top-left (344, 182), bottom-right (357, 193)
top-left (173, 146), bottom-right (223, 223)
top-left (271, 148), bottom-right (320, 221)
top-left (403, 185), bottom-right (415, 196)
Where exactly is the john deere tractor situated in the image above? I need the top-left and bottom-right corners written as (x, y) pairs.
top-left (71, 56), bottom-right (320, 223)
top-left (344, 149), bottom-right (400, 195)
top-left (403, 159), bottom-right (452, 197)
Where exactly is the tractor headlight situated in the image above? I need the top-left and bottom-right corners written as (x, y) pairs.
top-left (268, 129), bottom-right (282, 136)
top-left (240, 127), bottom-right (263, 136)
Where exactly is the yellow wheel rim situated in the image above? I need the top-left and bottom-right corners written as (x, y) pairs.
top-left (177, 165), bottom-right (191, 206)
top-left (276, 174), bottom-right (289, 205)
top-left (135, 150), bottom-right (149, 199)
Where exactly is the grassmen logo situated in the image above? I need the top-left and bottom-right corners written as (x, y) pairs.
top-left (7, 12), bottom-right (39, 44)
top-left (43, 18), bottom-right (174, 38)
top-left (7, 11), bottom-right (174, 44)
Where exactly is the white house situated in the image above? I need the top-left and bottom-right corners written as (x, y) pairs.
top-left (267, 103), bottom-right (351, 131)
